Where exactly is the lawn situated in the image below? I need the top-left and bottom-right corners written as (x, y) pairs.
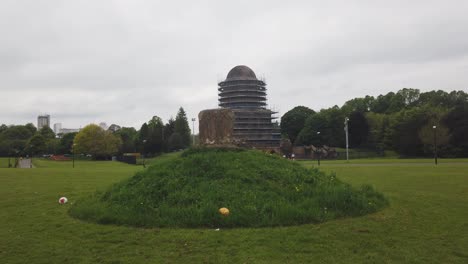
top-left (298, 157), bottom-right (468, 165)
top-left (1, 158), bottom-right (467, 263)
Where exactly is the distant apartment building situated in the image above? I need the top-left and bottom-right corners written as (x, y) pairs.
top-left (53, 123), bottom-right (62, 134)
top-left (37, 115), bottom-right (50, 130)
top-left (60, 128), bottom-right (80, 134)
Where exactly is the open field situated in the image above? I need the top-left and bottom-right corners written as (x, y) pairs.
top-left (299, 157), bottom-right (468, 165)
top-left (1, 158), bottom-right (467, 263)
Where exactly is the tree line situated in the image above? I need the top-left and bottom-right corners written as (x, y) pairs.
top-left (0, 107), bottom-right (192, 159)
top-left (280, 89), bottom-right (468, 157)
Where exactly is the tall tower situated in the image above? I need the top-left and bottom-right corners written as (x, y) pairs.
top-left (218, 65), bottom-right (280, 147)
top-left (37, 115), bottom-right (50, 130)
top-left (53, 123), bottom-right (62, 134)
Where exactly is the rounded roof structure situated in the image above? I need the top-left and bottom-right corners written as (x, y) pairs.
top-left (225, 65), bottom-right (258, 81)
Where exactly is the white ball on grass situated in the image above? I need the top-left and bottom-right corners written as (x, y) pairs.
top-left (59, 197), bottom-right (68, 204)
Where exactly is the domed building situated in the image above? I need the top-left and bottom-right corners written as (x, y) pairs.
top-left (218, 65), bottom-right (281, 148)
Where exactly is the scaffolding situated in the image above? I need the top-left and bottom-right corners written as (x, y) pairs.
top-left (218, 66), bottom-right (281, 147)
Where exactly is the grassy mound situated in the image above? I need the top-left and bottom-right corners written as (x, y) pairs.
top-left (69, 148), bottom-right (388, 228)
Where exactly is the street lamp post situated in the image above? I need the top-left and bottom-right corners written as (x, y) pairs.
top-left (191, 118), bottom-right (196, 146)
top-left (142, 139), bottom-right (147, 168)
top-left (72, 144), bottom-right (76, 168)
top-left (433, 126), bottom-right (438, 165)
top-left (317, 131), bottom-right (321, 166)
top-left (344, 117), bottom-right (349, 162)
top-left (30, 145), bottom-right (34, 168)
top-left (14, 150), bottom-right (19, 168)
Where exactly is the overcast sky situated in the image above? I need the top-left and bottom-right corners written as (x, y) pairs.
top-left (1, 0), bottom-right (467, 132)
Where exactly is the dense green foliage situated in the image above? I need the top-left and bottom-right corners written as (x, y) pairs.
top-left (57, 132), bottom-right (78, 154)
top-left (0, 124), bottom-right (35, 156)
top-left (73, 124), bottom-right (122, 159)
top-left (286, 88), bottom-right (468, 157)
top-left (136, 107), bottom-right (192, 155)
top-left (114, 127), bottom-right (138, 153)
top-left (280, 106), bottom-right (315, 144)
top-left (174, 107), bottom-right (192, 148)
top-left (0, 123), bottom-right (60, 157)
top-left (296, 106), bottom-right (345, 147)
top-left (69, 148), bottom-right (387, 228)
top-left (0, 106), bottom-right (193, 158)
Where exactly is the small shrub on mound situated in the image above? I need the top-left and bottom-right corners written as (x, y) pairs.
top-left (69, 147), bottom-right (388, 228)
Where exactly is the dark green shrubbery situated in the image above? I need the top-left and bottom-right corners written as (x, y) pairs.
top-left (69, 147), bottom-right (388, 228)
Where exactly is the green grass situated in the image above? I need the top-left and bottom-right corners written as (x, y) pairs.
top-left (299, 157), bottom-right (468, 165)
top-left (1, 155), bottom-right (468, 263)
top-left (32, 158), bottom-right (137, 169)
top-left (136, 152), bottom-right (182, 166)
top-left (70, 148), bottom-right (387, 228)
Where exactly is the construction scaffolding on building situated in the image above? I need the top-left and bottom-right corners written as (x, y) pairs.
top-left (218, 65), bottom-right (281, 148)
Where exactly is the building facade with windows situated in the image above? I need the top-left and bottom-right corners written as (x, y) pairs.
top-left (37, 115), bottom-right (50, 130)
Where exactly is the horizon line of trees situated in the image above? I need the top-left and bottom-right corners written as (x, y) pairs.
top-left (0, 107), bottom-right (193, 159)
top-left (280, 88), bottom-right (468, 157)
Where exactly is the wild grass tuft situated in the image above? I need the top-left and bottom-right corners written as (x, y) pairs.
top-left (69, 147), bottom-right (388, 228)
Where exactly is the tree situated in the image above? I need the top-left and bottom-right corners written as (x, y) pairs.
top-left (168, 132), bottom-right (183, 151)
top-left (0, 125), bottom-right (34, 156)
top-left (24, 123), bottom-right (37, 135)
top-left (391, 108), bottom-right (428, 156)
top-left (137, 123), bottom-right (149, 154)
top-left (370, 92), bottom-right (394, 113)
top-left (163, 118), bottom-right (175, 151)
top-left (295, 106), bottom-right (345, 147)
top-left (348, 111), bottom-right (370, 147)
top-left (115, 127), bottom-right (137, 153)
top-left (341, 96), bottom-right (374, 115)
top-left (58, 132), bottom-right (77, 154)
top-left (419, 122), bottom-right (450, 156)
top-left (365, 112), bottom-right (391, 151)
top-left (147, 116), bottom-right (164, 154)
top-left (26, 134), bottom-right (47, 155)
top-left (280, 106), bottom-right (315, 144)
top-left (45, 138), bottom-right (60, 155)
top-left (39, 126), bottom-right (55, 140)
top-left (108, 124), bottom-right (121, 132)
top-left (2, 125), bottom-right (34, 140)
top-left (295, 113), bottom-right (327, 146)
top-left (397, 88), bottom-right (420, 107)
top-left (73, 124), bottom-right (122, 159)
top-left (174, 107), bottom-right (191, 148)
top-left (0, 124), bottom-right (8, 134)
top-left (443, 103), bottom-right (468, 156)
top-left (0, 138), bottom-right (13, 157)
